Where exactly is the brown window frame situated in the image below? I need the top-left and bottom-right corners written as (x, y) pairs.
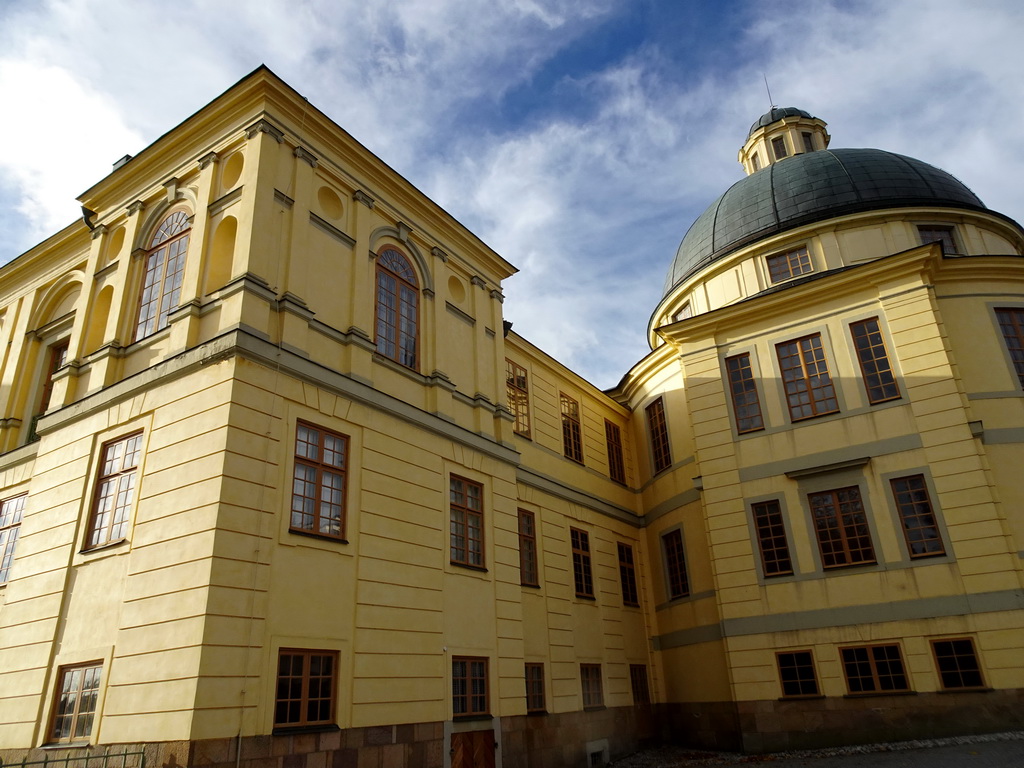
top-left (375, 247), bottom-right (419, 369)
top-left (646, 397), bottom-right (672, 474)
top-left (604, 419), bottom-right (626, 485)
top-left (751, 153), bottom-right (761, 172)
top-left (662, 528), bottom-right (690, 599)
top-left (751, 500), bottom-right (793, 576)
top-left (570, 527), bottom-right (594, 598)
top-left (450, 476), bottom-right (485, 569)
top-left (850, 318), bottom-right (900, 404)
top-left (453, 656), bottom-right (489, 717)
top-left (560, 393), bottom-right (583, 463)
top-left (766, 246), bottom-right (812, 283)
top-left (801, 132), bottom-right (814, 153)
top-left (809, 486), bottom-right (875, 568)
top-left (840, 644), bottom-right (910, 694)
top-left (85, 432), bottom-right (143, 550)
top-left (0, 494), bottom-right (27, 584)
top-left (525, 662), bottom-right (545, 713)
top-left (930, 638), bottom-right (986, 690)
top-left (771, 136), bottom-right (788, 160)
top-left (725, 353), bottom-right (765, 433)
top-left (505, 359), bottom-right (531, 437)
top-left (135, 210), bottom-right (190, 341)
top-left (776, 333), bottom-right (839, 421)
top-left (776, 650), bottom-right (820, 698)
top-left (49, 662), bottom-right (102, 744)
top-left (629, 664), bottom-right (651, 705)
top-left (290, 421), bottom-right (349, 540)
top-left (917, 225), bottom-right (958, 255)
top-left (890, 475), bottom-right (945, 558)
top-left (995, 307), bottom-right (1024, 388)
top-left (38, 338), bottom-right (69, 415)
top-left (274, 649), bottom-right (338, 728)
top-left (617, 542), bottom-right (639, 607)
top-left (518, 509), bottom-right (539, 587)
top-left (580, 663), bottom-right (604, 709)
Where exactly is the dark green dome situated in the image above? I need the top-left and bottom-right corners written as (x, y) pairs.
top-left (663, 148), bottom-right (985, 296)
top-left (748, 107), bottom-right (816, 138)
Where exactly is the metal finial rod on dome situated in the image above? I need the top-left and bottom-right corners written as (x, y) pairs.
top-left (763, 74), bottom-right (777, 110)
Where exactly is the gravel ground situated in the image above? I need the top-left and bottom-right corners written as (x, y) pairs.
top-left (608, 730), bottom-right (1024, 767)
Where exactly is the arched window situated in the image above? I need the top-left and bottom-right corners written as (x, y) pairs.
top-left (375, 248), bottom-right (419, 369)
top-left (135, 210), bottom-right (190, 341)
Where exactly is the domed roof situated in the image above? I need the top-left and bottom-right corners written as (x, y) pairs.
top-left (748, 106), bottom-right (817, 138)
top-left (663, 148), bottom-right (985, 296)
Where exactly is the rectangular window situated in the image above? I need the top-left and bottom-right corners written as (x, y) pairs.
top-left (772, 136), bottom-right (788, 160)
top-left (525, 662), bottom-right (545, 713)
top-left (801, 132), bottom-right (814, 153)
top-left (751, 500), bottom-right (793, 576)
top-left (560, 393), bottom-right (583, 463)
top-left (809, 486), bottom-right (875, 568)
top-left (767, 246), bottom-right (813, 283)
top-left (850, 318), bottom-right (900, 404)
top-left (931, 638), bottom-right (985, 690)
top-left (646, 398), bottom-right (672, 474)
top-left (776, 334), bottom-right (839, 421)
top-left (840, 644), bottom-right (910, 694)
top-left (663, 529), bottom-right (690, 599)
top-left (50, 663), bottom-right (102, 743)
top-left (275, 650), bottom-right (336, 727)
top-left (890, 475), bottom-right (945, 558)
top-left (629, 664), bottom-right (651, 705)
top-left (917, 225), bottom-right (957, 255)
top-left (725, 353), bottom-right (764, 433)
top-left (571, 527), bottom-right (594, 598)
top-left (450, 476), bottom-right (484, 568)
top-left (32, 339), bottom-right (70, 441)
top-left (505, 359), bottom-right (531, 437)
top-left (0, 494), bottom-right (27, 583)
top-left (580, 664), bottom-right (603, 709)
top-left (995, 307), bottom-right (1024, 388)
top-left (674, 301), bottom-right (693, 321)
top-left (751, 153), bottom-right (761, 172)
top-left (291, 422), bottom-right (348, 539)
top-left (776, 651), bottom-right (820, 698)
top-left (605, 420), bottom-right (626, 485)
top-left (453, 656), bottom-right (489, 717)
top-left (86, 432), bottom-right (143, 549)
top-left (518, 509), bottom-right (539, 587)
top-left (617, 542), bottom-right (639, 606)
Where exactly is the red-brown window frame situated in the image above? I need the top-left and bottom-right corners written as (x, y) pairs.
top-left (771, 136), bottom-right (788, 161)
top-left (840, 644), bottom-right (910, 694)
top-left (0, 494), bottom-right (27, 584)
top-left (85, 431), bottom-right (143, 550)
top-left (274, 649), bottom-right (338, 728)
top-left (518, 509), bottom-right (539, 587)
top-left (525, 662), bottom-right (545, 713)
top-left (617, 542), bottom-right (639, 607)
top-left (135, 210), bottom-right (190, 341)
top-left (725, 353), bottom-right (764, 433)
top-left (662, 528), bottom-right (690, 599)
top-left (453, 656), bottom-right (489, 717)
top-left (776, 650), bottom-right (820, 698)
top-left (751, 500), bottom-right (793, 576)
top-left (995, 307), bottom-right (1024, 388)
top-left (291, 421), bottom-right (349, 540)
top-left (570, 527), bottom-right (594, 598)
top-left (505, 359), bottom-right (531, 437)
top-left (375, 247), bottom-right (419, 369)
top-left (889, 475), bottom-right (945, 558)
top-left (560, 393), bottom-right (583, 463)
top-left (930, 637), bottom-right (986, 690)
top-left (580, 663), bottom-right (604, 709)
top-left (629, 664), bottom-right (651, 705)
top-left (646, 397), bottom-right (672, 474)
top-left (850, 318), bottom-right (900, 404)
top-left (777, 333), bottom-right (839, 421)
top-left (38, 339), bottom-right (70, 415)
top-left (604, 419), bottom-right (626, 485)
top-left (450, 476), bottom-right (484, 569)
top-left (49, 662), bottom-right (102, 744)
top-left (808, 486), bottom-right (875, 568)
top-left (766, 245), bottom-right (812, 283)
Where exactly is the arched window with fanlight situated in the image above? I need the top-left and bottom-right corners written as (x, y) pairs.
top-left (135, 210), bottom-right (190, 341)
top-left (375, 248), bottom-right (419, 369)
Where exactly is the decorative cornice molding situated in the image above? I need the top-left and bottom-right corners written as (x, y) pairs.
top-left (198, 151), bottom-right (219, 170)
top-left (273, 189), bottom-right (295, 208)
top-left (354, 190), bottom-right (375, 208)
top-left (397, 221), bottom-right (412, 242)
top-left (470, 276), bottom-right (486, 289)
top-left (431, 246), bottom-right (449, 262)
top-left (127, 200), bottom-right (145, 216)
top-left (489, 289), bottom-right (504, 303)
top-left (245, 118), bottom-right (285, 143)
top-left (163, 177), bottom-right (179, 203)
top-left (294, 146), bottom-right (318, 168)
top-left (90, 224), bottom-right (108, 240)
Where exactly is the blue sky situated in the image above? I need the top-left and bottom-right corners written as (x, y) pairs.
top-left (2, 0), bottom-right (1023, 387)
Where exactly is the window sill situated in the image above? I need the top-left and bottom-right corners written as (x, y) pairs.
top-left (272, 724), bottom-right (340, 735)
top-left (842, 690), bottom-right (915, 698)
top-left (80, 538), bottom-right (128, 555)
top-left (451, 562), bottom-right (488, 573)
top-left (936, 687), bottom-right (992, 694)
top-left (575, 594), bottom-right (596, 601)
top-left (521, 582), bottom-right (541, 589)
top-left (778, 694), bottom-right (825, 702)
top-left (453, 714), bottom-right (492, 722)
top-left (583, 705), bottom-right (606, 712)
top-left (526, 710), bottom-right (548, 716)
top-left (41, 742), bottom-right (93, 750)
top-left (289, 528), bottom-right (348, 544)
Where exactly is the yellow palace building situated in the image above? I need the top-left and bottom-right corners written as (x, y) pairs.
top-left (0, 68), bottom-right (1022, 767)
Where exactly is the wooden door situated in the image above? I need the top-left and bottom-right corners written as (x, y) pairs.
top-left (450, 729), bottom-right (495, 768)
